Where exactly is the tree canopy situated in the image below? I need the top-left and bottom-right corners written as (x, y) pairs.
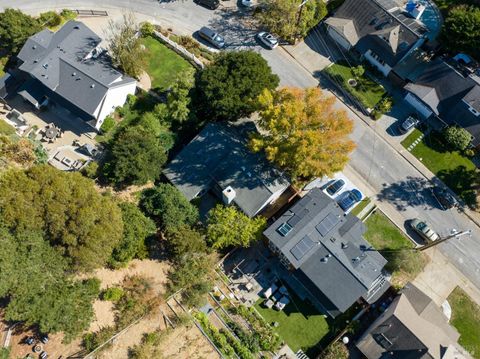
top-left (206, 205), bottom-right (266, 249)
top-left (106, 13), bottom-right (146, 78)
top-left (444, 126), bottom-right (472, 151)
top-left (250, 87), bottom-right (355, 180)
top-left (0, 9), bottom-right (41, 53)
top-left (0, 165), bottom-right (123, 271)
top-left (167, 68), bottom-right (195, 124)
top-left (257, 0), bottom-right (327, 43)
top-left (166, 226), bottom-right (208, 260)
top-left (441, 5), bottom-right (480, 60)
top-left (140, 184), bottom-right (199, 233)
top-left (0, 228), bottom-right (100, 340)
top-left (109, 202), bottom-right (157, 268)
top-left (195, 51), bottom-right (279, 121)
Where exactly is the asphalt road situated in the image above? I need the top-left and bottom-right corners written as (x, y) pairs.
top-left (2, 0), bottom-right (480, 289)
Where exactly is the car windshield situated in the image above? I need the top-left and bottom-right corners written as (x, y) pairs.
top-left (214, 35), bottom-right (224, 42)
top-left (417, 222), bottom-right (427, 231)
top-left (404, 119), bottom-right (413, 127)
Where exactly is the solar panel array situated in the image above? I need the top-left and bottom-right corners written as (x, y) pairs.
top-left (290, 235), bottom-right (315, 261)
top-left (316, 212), bottom-right (341, 236)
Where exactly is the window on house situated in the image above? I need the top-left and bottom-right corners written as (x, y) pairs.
top-left (277, 222), bottom-right (293, 236)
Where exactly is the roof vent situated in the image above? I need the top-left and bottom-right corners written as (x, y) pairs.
top-left (72, 72), bottom-right (77, 76)
top-left (341, 242), bottom-right (349, 249)
top-left (90, 84), bottom-right (95, 88)
top-left (222, 186), bottom-right (236, 205)
top-left (320, 256), bottom-right (329, 263)
top-left (33, 59), bottom-right (38, 63)
top-left (353, 256), bottom-right (360, 262)
top-left (74, 25), bottom-right (80, 29)
top-left (32, 45), bottom-right (37, 49)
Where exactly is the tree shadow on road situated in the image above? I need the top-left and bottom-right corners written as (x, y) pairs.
top-left (377, 176), bottom-right (438, 211)
top-left (437, 165), bottom-right (479, 209)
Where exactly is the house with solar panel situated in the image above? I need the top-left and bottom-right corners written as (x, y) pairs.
top-left (264, 188), bottom-right (390, 318)
top-left (12, 20), bottom-right (136, 131)
top-left (324, 0), bottom-right (428, 78)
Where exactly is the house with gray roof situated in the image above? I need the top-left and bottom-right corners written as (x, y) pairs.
top-left (163, 122), bottom-right (290, 218)
top-left (404, 59), bottom-right (480, 146)
top-left (356, 283), bottom-right (469, 359)
top-left (14, 20), bottom-right (136, 130)
top-left (264, 188), bottom-right (389, 318)
top-left (325, 0), bottom-right (427, 77)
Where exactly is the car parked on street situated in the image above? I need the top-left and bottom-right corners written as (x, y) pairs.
top-left (325, 179), bottom-right (345, 197)
top-left (337, 189), bottom-right (363, 212)
top-left (399, 115), bottom-right (419, 134)
top-left (432, 187), bottom-right (458, 210)
top-left (409, 218), bottom-right (439, 242)
top-left (198, 27), bottom-right (225, 49)
top-left (194, 0), bottom-right (220, 10)
top-left (256, 32), bottom-right (278, 49)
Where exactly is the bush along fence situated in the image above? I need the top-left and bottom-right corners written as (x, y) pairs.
top-left (153, 30), bottom-right (204, 69)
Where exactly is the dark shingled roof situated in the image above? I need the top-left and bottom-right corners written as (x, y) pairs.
top-left (325, 0), bottom-right (426, 67)
top-left (264, 189), bottom-right (389, 316)
top-left (163, 122), bottom-right (290, 218)
top-left (16, 21), bottom-right (135, 116)
top-left (356, 283), bottom-right (463, 359)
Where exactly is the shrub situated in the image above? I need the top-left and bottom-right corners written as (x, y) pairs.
top-left (81, 161), bottom-right (99, 179)
top-left (39, 11), bottom-right (63, 27)
top-left (102, 287), bottom-right (124, 302)
top-left (376, 96), bottom-right (393, 114)
top-left (443, 126), bottom-right (472, 152)
top-left (60, 9), bottom-right (77, 21)
top-left (82, 326), bottom-right (117, 352)
top-left (100, 116), bottom-right (116, 134)
top-left (140, 22), bottom-right (155, 37)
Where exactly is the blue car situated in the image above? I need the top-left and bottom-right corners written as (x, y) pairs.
top-left (338, 189), bottom-right (362, 212)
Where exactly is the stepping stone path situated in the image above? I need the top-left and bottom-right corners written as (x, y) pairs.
top-left (406, 129), bottom-right (430, 152)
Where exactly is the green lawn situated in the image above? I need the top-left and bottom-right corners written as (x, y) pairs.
top-left (324, 62), bottom-right (386, 109)
top-left (0, 119), bottom-right (15, 135)
top-left (401, 131), bottom-right (478, 206)
top-left (254, 295), bottom-right (329, 354)
top-left (364, 211), bottom-right (427, 287)
top-left (448, 287), bottom-right (480, 358)
top-left (351, 197), bottom-right (372, 218)
top-left (141, 36), bottom-right (193, 91)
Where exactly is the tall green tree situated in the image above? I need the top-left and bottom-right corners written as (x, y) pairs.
top-left (110, 202), bottom-right (157, 268)
top-left (106, 12), bottom-right (146, 78)
top-left (249, 87), bottom-right (355, 180)
top-left (167, 68), bottom-right (195, 124)
top-left (0, 165), bottom-right (123, 271)
top-left (0, 228), bottom-right (100, 340)
top-left (140, 184), bottom-right (199, 232)
top-left (206, 205), bottom-right (266, 249)
top-left (441, 5), bottom-right (480, 59)
top-left (195, 51), bottom-right (279, 121)
top-left (104, 123), bottom-right (172, 186)
top-left (257, 0), bottom-right (327, 43)
top-left (0, 9), bottom-right (41, 53)
top-left (444, 126), bottom-right (472, 151)
top-left (166, 226), bottom-right (208, 259)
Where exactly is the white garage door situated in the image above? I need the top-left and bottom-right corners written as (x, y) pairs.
top-left (405, 93), bottom-right (434, 118)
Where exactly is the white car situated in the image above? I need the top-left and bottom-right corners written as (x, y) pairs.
top-left (410, 218), bottom-right (439, 242)
top-left (241, 0), bottom-right (254, 7)
top-left (257, 32), bottom-right (278, 49)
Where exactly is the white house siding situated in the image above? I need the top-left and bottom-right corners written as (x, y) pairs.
top-left (405, 92), bottom-right (434, 118)
top-left (327, 27), bottom-right (352, 51)
top-left (364, 50), bottom-right (392, 77)
top-left (93, 81), bottom-right (137, 129)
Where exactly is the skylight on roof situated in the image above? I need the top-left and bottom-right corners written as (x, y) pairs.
top-left (277, 223), bottom-right (293, 237)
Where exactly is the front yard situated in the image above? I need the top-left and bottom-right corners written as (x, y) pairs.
top-left (324, 62), bottom-right (386, 109)
top-left (401, 130), bottom-right (478, 207)
top-left (448, 287), bottom-right (480, 358)
top-left (141, 36), bottom-right (194, 91)
top-left (364, 210), bottom-right (428, 287)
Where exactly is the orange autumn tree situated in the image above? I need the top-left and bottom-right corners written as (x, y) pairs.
top-left (249, 87), bottom-right (355, 181)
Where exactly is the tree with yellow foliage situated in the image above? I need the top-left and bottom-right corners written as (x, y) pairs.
top-left (249, 87), bottom-right (355, 181)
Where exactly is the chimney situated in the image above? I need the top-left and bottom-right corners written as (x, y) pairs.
top-left (222, 186), bottom-right (236, 205)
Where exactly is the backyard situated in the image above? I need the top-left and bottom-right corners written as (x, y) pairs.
top-left (324, 62), bottom-right (386, 109)
top-left (364, 210), bottom-right (428, 287)
top-left (141, 36), bottom-right (194, 91)
top-left (401, 130), bottom-right (478, 207)
top-left (254, 292), bottom-right (356, 356)
top-left (448, 287), bottom-right (480, 359)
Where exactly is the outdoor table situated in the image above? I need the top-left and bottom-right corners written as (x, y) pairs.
top-left (45, 127), bottom-right (58, 139)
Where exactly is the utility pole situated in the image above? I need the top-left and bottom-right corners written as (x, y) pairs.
top-left (419, 229), bottom-right (472, 251)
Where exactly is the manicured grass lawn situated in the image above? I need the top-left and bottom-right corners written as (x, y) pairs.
top-left (351, 197), bottom-right (372, 218)
top-left (254, 295), bottom-right (329, 354)
top-left (401, 131), bottom-right (478, 206)
top-left (141, 36), bottom-right (193, 91)
top-left (364, 210), bottom-right (427, 287)
top-left (400, 128), bottom-right (423, 149)
top-left (324, 62), bottom-right (386, 109)
top-left (0, 119), bottom-right (15, 135)
top-left (448, 287), bottom-right (480, 358)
